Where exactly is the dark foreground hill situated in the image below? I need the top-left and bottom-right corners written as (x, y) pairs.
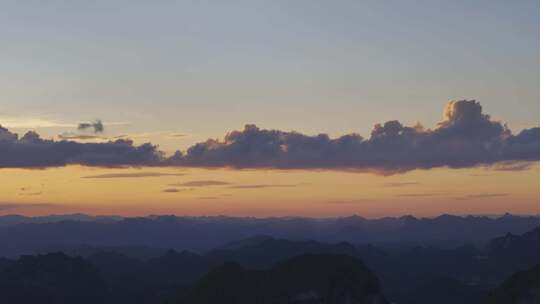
top-left (0, 252), bottom-right (387, 304)
top-left (178, 254), bottom-right (388, 304)
top-left (0, 253), bottom-right (108, 304)
top-left (487, 264), bottom-right (540, 304)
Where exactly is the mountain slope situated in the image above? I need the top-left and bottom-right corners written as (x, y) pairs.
top-left (0, 253), bottom-right (108, 304)
top-left (179, 254), bottom-right (388, 304)
top-left (487, 264), bottom-right (540, 304)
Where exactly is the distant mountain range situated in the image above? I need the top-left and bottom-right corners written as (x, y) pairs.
top-left (2, 223), bottom-right (540, 303)
top-left (0, 214), bottom-right (122, 227)
top-left (2, 213), bottom-right (540, 257)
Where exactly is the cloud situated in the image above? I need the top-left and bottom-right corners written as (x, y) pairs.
top-left (83, 172), bottom-right (185, 179)
top-left (326, 199), bottom-right (376, 204)
top-left (78, 120), bottom-right (104, 133)
top-left (168, 100), bottom-right (540, 174)
top-left (383, 182), bottom-right (420, 187)
top-left (454, 193), bottom-right (509, 200)
top-left (230, 184), bottom-right (299, 189)
top-left (0, 203), bottom-right (55, 211)
top-left (162, 188), bottom-right (182, 193)
top-left (169, 180), bottom-right (231, 187)
top-left (470, 173), bottom-right (492, 177)
top-left (489, 161), bottom-right (534, 171)
top-left (18, 185), bottom-right (45, 196)
top-left (58, 134), bottom-right (106, 140)
top-left (0, 126), bottom-right (162, 168)
top-left (18, 186), bottom-right (43, 196)
top-left (0, 117), bottom-right (73, 129)
top-left (1, 100), bottom-right (540, 173)
top-left (116, 131), bottom-right (187, 140)
top-left (396, 192), bottom-right (447, 197)
top-left (18, 191), bottom-right (42, 196)
top-left (169, 133), bottom-right (186, 138)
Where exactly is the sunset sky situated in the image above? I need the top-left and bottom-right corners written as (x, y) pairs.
top-left (1, 1), bottom-right (539, 217)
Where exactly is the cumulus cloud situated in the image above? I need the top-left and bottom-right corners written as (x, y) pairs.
top-left (1, 100), bottom-right (539, 173)
top-left (168, 100), bottom-right (540, 174)
top-left (78, 120), bottom-right (104, 133)
top-left (0, 126), bottom-right (162, 168)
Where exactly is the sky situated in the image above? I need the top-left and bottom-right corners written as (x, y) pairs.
top-left (0, 1), bottom-right (539, 217)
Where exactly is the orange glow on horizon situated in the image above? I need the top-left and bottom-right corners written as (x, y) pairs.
top-left (1, 164), bottom-right (539, 218)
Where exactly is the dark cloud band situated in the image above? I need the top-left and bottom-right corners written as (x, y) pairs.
top-left (0, 128), bottom-right (162, 168)
top-left (1, 100), bottom-right (539, 173)
top-left (168, 100), bottom-right (540, 174)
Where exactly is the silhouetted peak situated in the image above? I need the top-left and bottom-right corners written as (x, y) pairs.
top-left (435, 214), bottom-right (461, 221)
top-left (400, 215), bottom-right (418, 222)
top-left (165, 248), bottom-right (178, 255)
top-left (338, 214), bottom-right (367, 224)
top-left (499, 213), bottom-right (517, 220)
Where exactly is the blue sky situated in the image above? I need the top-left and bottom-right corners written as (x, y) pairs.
top-left (1, 0), bottom-right (539, 150)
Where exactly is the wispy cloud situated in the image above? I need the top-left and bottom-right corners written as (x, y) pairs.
top-left (470, 173), bottom-right (492, 177)
top-left (489, 161), bottom-right (534, 172)
top-left (0, 203), bottom-right (55, 211)
top-left (230, 184), bottom-right (299, 189)
top-left (162, 188), bottom-right (181, 193)
top-left (18, 191), bottom-right (43, 196)
top-left (117, 131), bottom-right (189, 140)
top-left (18, 186), bottom-right (45, 196)
top-left (396, 192), bottom-right (447, 197)
top-left (0, 117), bottom-right (73, 128)
top-left (83, 172), bottom-right (186, 179)
top-left (169, 133), bottom-right (186, 138)
top-left (326, 199), bottom-right (375, 204)
top-left (454, 193), bottom-right (510, 200)
top-left (169, 180), bottom-right (231, 187)
top-left (58, 134), bottom-right (106, 140)
top-left (383, 182), bottom-right (420, 187)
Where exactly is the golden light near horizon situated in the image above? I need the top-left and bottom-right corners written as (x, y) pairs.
top-left (2, 162), bottom-right (538, 218)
